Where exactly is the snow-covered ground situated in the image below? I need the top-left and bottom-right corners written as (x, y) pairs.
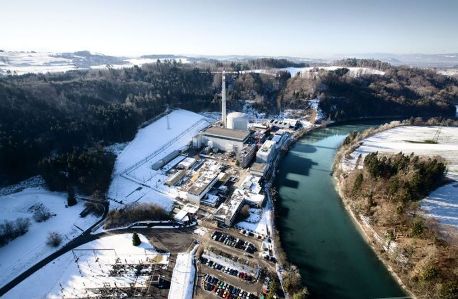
top-left (108, 109), bottom-right (210, 211)
top-left (0, 51), bottom-right (76, 75)
top-left (437, 68), bottom-right (458, 77)
top-left (0, 187), bottom-right (99, 288)
top-left (281, 66), bottom-right (385, 78)
top-left (0, 51), bottom-right (189, 75)
top-left (422, 180), bottom-right (458, 227)
top-left (341, 126), bottom-right (458, 228)
top-left (308, 98), bottom-right (326, 121)
top-left (4, 233), bottom-right (169, 298)
top-left (168, 249), bottom-right (196, 299)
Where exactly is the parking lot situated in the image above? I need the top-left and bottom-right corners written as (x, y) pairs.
top-left (211, 231), bottom-right (257, 254)
top-left (200, 274), bottom-right (258, 299)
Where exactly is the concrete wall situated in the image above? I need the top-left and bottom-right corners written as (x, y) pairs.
top-left (204, 136), bottom-right (244, 153)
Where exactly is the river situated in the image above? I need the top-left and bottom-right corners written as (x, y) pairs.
top-left (275, 121), bottom-right (406, 299)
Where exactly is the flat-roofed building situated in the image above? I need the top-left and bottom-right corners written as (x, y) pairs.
top-left (177, 157), bottom-right (196, 169)
top-left (202, 126), bottom-right (251, 153)
top-left (256, 140), bottom-right (276, 163)
top-left (250, 162), bottom-right (269, 177)
top-left (186, 160), bottom-right (221, 204)
top-left (165, 169), bottom-right (187, 186)
top-left (237, 144), bottom-right (256, 168)
top-left (213, 197), bottom-right (244, 226)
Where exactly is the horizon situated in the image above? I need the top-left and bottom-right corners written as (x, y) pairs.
top-left (2, 0), bottom-right (458, 57)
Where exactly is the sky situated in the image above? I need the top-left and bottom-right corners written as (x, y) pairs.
top-left (1, 0), bottom-right (458, 57)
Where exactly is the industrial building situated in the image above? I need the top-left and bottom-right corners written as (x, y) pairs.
top-left (202, 127), bottom-right (251, 153)
top-left (177, 157), bottom-right (196, 170)
top-left (214, 197), bottom-right (244, 227)
top-left (237, 144), bottom-right (256, 168)
top-left (186, 160), bottom-right (221, 204)
top-left (193, 71), bottom-right (252, 155)
top-left (256, 140), bottom-right (276, 164)
top-left (270, 118), bottom-right (299, 129)
top-left (250, 162), bottom-right (269, 177)
top-left (227, 112), bottom-right (249, 131)
top-left (165, 169), bottom-right (186, 187)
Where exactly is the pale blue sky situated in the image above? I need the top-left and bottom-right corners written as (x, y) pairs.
top-left (2, 0), bottom-right (457, 57)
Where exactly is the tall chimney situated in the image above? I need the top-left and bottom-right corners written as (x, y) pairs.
top-left (221, 71), bottom-right (227, 128)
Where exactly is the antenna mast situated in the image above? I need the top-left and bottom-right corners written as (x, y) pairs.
top-left (166, 104), bottom-right (170, 130)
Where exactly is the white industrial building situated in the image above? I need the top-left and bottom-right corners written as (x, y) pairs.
top-left (193, 71), bottom-right (252, 155)
top-left (227, 112), bottom-right (249, 131)
top-left (256, 140), bottom-right (276, 163)
top-left (201, 127), bottom-right (251, 153)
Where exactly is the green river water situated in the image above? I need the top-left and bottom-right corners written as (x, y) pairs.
top-left (275, 122), bottom-right (406, 299)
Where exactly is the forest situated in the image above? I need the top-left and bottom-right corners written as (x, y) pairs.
top-left (0, 58), bottom-right (457, 193)
top-left (342, 152), bottom-right (456, 299)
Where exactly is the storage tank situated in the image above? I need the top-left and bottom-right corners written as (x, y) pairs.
top-left (226, 112), bottom-right (248, 131)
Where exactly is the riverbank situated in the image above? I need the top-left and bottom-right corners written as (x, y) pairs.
top-left (333, 177), bottom-right (415, 298)
top-left (269, 121), bottom-right (392, 298)
top-left (331, 121), bottom-right (414, 297)
top-left (267, 122), bottom-right (333, 298)
top-left (266, 123), bottom-right (326, 298)
top-left (332, 122), bottom-right (458, 299)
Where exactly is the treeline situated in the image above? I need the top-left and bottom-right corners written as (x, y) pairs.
top-left (39, 147), bottom-right (115, 195)
top-left (342, 152), bottom-right (457, 299)
top-left (280, 62), bottom-right (457, 120)
top-left (1, 58), bottom-right (457, 188)
top-left (0, 61), bottom-right (218, 188)
top-left (104, 203), bottom-right (171, 229)
top-left (334, 58), bottom-right (392, 70)
top-left (244, 58), bottom-right (308, 69)
top-left (363, 152), bottom-right (446, 202)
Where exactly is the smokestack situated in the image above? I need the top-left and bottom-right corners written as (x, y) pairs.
top-left (222, 71), bottom-right (227, 128)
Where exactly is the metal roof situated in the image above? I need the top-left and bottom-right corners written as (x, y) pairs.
top-left (203, 127), bottom-right (250, 141)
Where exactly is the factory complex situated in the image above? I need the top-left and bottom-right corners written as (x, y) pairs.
top-left (102, 72), bottom-right (308, 299)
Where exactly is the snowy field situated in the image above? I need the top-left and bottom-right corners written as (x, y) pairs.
top-left (0, 51), bottom-right (190, 75)
top-left (0, 187), bottom-right (99, 288)
top-left (342, 126), bottom-right (458, 228)
top-left (108, 109), bottom-right (210, 210)
top-left (281, 66), bottom-right (385, 77)
top-left (422, 180), bottom-right (458, 227)
top-left (437, 68), bottom-right (458, 77)
top-left (4, 234), bottom-right (169, 298)
top-left (0, 51), bottom-right (76, 75)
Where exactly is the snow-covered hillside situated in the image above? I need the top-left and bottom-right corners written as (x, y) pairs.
top-left (108, 109), bottom-right (210, 211)
top-left (341, 126), bottom-right (458, 228)
top-left (0, 51), bottom-right (189, 75)
top-left (4, 233), bottom-right (168, 298)
top-left (284, 66), bottom-right (386, 77)
top-left (0, 187), bottom-right (99, 288)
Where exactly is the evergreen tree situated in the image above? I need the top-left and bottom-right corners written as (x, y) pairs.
top-left (132, 232), bottom-right (141, 246)
top-left (67, 189), bottom-right (77, 206)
